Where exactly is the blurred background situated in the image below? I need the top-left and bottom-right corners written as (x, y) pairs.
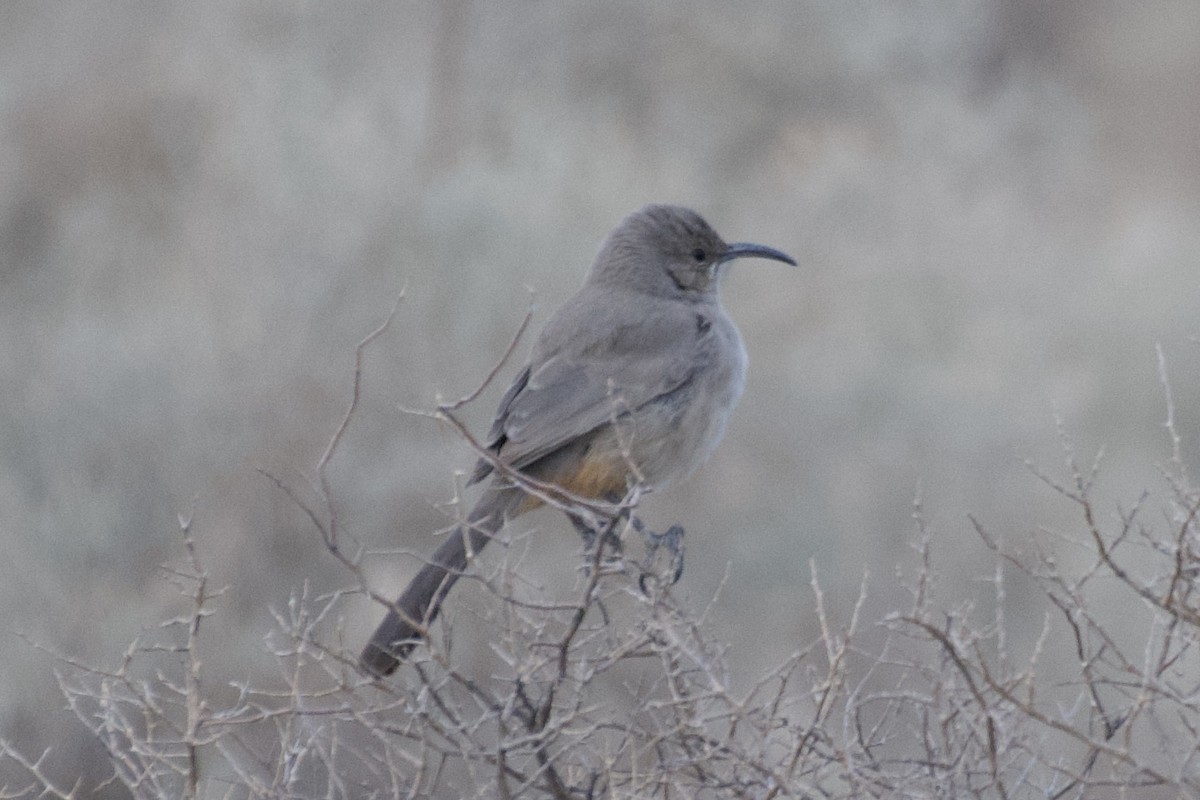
top-left (3, 0), bottom-right (1200, 791)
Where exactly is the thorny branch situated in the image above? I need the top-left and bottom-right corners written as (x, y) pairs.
top-left (12, 316), bottom-right (1200, 798)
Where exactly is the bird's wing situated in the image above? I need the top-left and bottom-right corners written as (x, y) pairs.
top-left (468, 305), bottom-right (702, 483)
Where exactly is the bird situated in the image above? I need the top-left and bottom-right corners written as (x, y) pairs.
top-left (360, 204), bottom-right (795, 676)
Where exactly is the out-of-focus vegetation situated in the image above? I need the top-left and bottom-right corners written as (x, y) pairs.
top-left (2, 2), bottom-right (1199, 795)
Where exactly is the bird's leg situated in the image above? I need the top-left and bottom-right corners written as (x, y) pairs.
top-left (569, 509), bottom-right (625, 575)
top-left (629, 517), bottom-right (686, 589)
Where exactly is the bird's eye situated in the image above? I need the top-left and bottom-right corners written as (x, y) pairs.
top-left (692, 248), bottom-right (706, 263)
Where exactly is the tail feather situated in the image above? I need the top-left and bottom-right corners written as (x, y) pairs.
top-left (360, 485), bottom-right (522, 677)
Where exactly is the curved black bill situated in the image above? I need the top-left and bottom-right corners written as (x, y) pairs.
top-left (721, 241), bottom-right (797, 266)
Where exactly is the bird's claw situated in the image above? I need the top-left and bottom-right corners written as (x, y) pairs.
top-left (635, 521), bottom-right (685, 593)
top-left (572, 513), bottom-right (684, 588)
top-left (573, 513), bottom-right (626, 576)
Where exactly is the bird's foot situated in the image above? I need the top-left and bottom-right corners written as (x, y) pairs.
top-left (631, 519), bottom-right (685, 592)
top-left (573, 513), bottom-right (625, 576)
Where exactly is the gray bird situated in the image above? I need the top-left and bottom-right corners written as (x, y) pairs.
top-left (361, 204), bottom-right (795, 676)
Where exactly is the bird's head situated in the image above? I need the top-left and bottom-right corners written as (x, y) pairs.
top-left (590, 204), bottom-right (795, 299)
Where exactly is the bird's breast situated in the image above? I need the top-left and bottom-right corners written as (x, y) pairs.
top-left (620, 310), bottom-right (747, 489)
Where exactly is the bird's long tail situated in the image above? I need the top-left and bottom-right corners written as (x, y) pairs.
top-left (360, 484), bottom-right (525, 676)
